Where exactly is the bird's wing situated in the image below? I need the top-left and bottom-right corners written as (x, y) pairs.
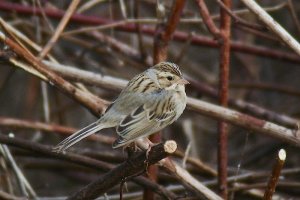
top-left (112, 97), bottom-right (176, 148)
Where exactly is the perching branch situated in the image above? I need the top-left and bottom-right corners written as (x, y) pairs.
top-left (67, 141), bottom-right (177, 200)
top-left (0, 134), bottom-right (176, 199)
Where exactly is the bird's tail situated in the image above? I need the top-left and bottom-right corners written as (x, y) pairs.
top-left (52, 121), bottom-right (105, 153)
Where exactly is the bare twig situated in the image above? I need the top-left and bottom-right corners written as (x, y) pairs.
top-left (287, 0), bottom-right (300, 35)
top-left (0, 31), bottom-right (108, 116)
top-left (0, 191), bottom-right (25, 200)
top-left (0, 134), bottom-right (176, 199)
top-left (229, 81), bottom-right (300, 98)
top-left (263, 149), bottom-right (286, 200)
top-left (241, 0), bottom-right (300, 56)
top-left (133, 0), bottom-right (147, 61)
top-left (9, 59), bottom-right (298, 146)
top-left (149, 1), bottom-right (187, 198)
top-left (175, 31), bottom-right (194, 64)
top-left (173, 150), bottom-right (217, 176)
top-left (188, 77), bottom-right (299, 129)
top-left (216, 0), bottom-right (265, 31)
top-left (160, 158), bottom-right (222, 200)
top-left (187, 97), bottom-right (300, 146)
top-left (7, 33), bottom-right (299, 129)
top-left (7, 56), bottom-right (299, 147)
top-left (38, 0), bottom-right (81, 59)
top-left (67, 141), bottom-right (178, 200)
top-left (153, 0), bottom-right (186, 63)
top-left (0, 144), bottom-right (37, 198)
top-left (0, 116), bottom-right (115, 144)
top-left (196, 0), bottom-right (221, 39)
top-left (0, 2), bottom-right (299, 63)
top-left (217, 0), bottom-right (232, 198)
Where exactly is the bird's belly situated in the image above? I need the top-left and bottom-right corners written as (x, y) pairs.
top-left (172, 91), bottom-right (187, 120)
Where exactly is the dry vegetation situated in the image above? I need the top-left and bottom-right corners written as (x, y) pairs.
top-left (0, 0), bottom-right (300, 199)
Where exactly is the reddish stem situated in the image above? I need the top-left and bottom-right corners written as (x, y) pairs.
top-left (147, 1), bottom-right (186, 199)
top-left (196, 0), bottom-right (221, 39)
top-left (218, 0), bottom-right (232, 199)
top-left (0, 2), bottom-right (299, 63)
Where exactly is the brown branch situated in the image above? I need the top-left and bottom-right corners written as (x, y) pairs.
top-left (150, 1), bottom-right (186, 198)
top-left (0, 115), bottom-right (216, 177)
top-left (188, 77), bottom-right (299, 129)
top-left (0, 191), bottom-right (25, 200)
top-left (153, 0), bottom-right (186, 63)
top-left (38, 0), bottom-right (80, 59)
top-left (229, 81), bottom-right (300, 98)
top-left (0, 134), bottom-right (176, 199)
top-left (0, 33), bottom-right (108, 117)
top-left (263, 149), bottom-right (286, 200)
top-left (133, 0), bottom-right (147, 61)
top-left (173, 150), bottom-right (217, 176)
top-left (196, 0), bottom-right (221, 39)
top-left (216, 0), bottom-right (265, 31)
top-left (44, 33), bottom-right (299, 129)
top-left (0, 2), bottom-right (299, 63)
top-left (187, 97), bottom-right (300, 146)
top-left (218, 0), bottom-right (232, 198)
top-left (25, 61), bottom-right (300, 146)
top-left (241, 0), bottom-right (300, 56)
top-left (11, 59), bottom-right (298, 147)
top-left (67, 141), bottom-right (177, 200)
top-left (287, 0), bottom-right (300, 35)
top-left (0, 116), bottom-right (115, 144)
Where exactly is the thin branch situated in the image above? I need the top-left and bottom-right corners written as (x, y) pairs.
top-left (196, 0), bottom-right (221, 39)
top-left (229, 81), bottom-right (300, 97)
top-left (217, 0), bottom-right (232, 198)
top-left (160, 158), bottom-right (222, 200)
top-left (7, 56), bottom-right (299, 147)
top-left (187, 97), bottom-right (300, 146)
top-left (216, 0), bottom-right (265, 31)
top-left (0, 31), bottom-right (108, 117)
top-left (188, 77), bottom-right (299, 129)
top-left (0, 144), bottom-right (37, 198)
top-left (173, 150), bottom-right (217, 176)
top-left (67, 141), bottom-right (178, 200)
top-left (0, 2), bottom-right (299, 63)
top-left (263, 149), bottom-right (286, 200)
top-left (0, 134), bottom-right (176, 199)
top-left (0, 116), bottom-right (114, 144)
top-left (133, 0), bottom-right (147, 61)
top-left (150, 1), bottom-right (187, 198)
top-left (9, 59), bottom-right (299, 146)
top-left (38, 0), bottom-right (81, 59)
top-left (0, 191), bottom-right (25, 200)
top-left (241, 0), bottom-right (300, 56)
top-left (2, 19), bottom-right (299, 129)
top-left (287, 0), bottom-right (300, 35)
top-left (153, 0), bottom-right (187, 63)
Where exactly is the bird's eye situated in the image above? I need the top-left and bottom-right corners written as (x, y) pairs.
top-left (167, 76), bottom-right (174, 81)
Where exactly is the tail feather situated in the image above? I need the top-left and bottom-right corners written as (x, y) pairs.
top-left (52, 121), bottom-right (104, 153)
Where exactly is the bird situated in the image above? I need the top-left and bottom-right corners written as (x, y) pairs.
top-left (53, 62), bottom-right (188, 152)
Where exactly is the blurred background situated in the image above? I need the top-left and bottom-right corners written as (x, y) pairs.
top-left (0, 0), bottom-right (300, 199)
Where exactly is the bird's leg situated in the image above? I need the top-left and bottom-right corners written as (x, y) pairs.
top-left (124, 142), bottom-right (141, 158)
top-left (145, 137), bottom-right (156, 160)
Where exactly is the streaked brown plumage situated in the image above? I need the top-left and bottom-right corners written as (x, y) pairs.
top-left (53, 62), bottom-right (188, 152)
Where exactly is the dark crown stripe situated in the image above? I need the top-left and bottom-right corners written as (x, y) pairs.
top-left (153, 62), bottom-right (182, 77)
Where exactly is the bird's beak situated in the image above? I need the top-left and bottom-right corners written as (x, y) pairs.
top-left (177, 78), bottom-right (190, 85)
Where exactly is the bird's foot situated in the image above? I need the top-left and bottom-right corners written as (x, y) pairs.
top-left (145, 138), bottom-right (157, 160)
